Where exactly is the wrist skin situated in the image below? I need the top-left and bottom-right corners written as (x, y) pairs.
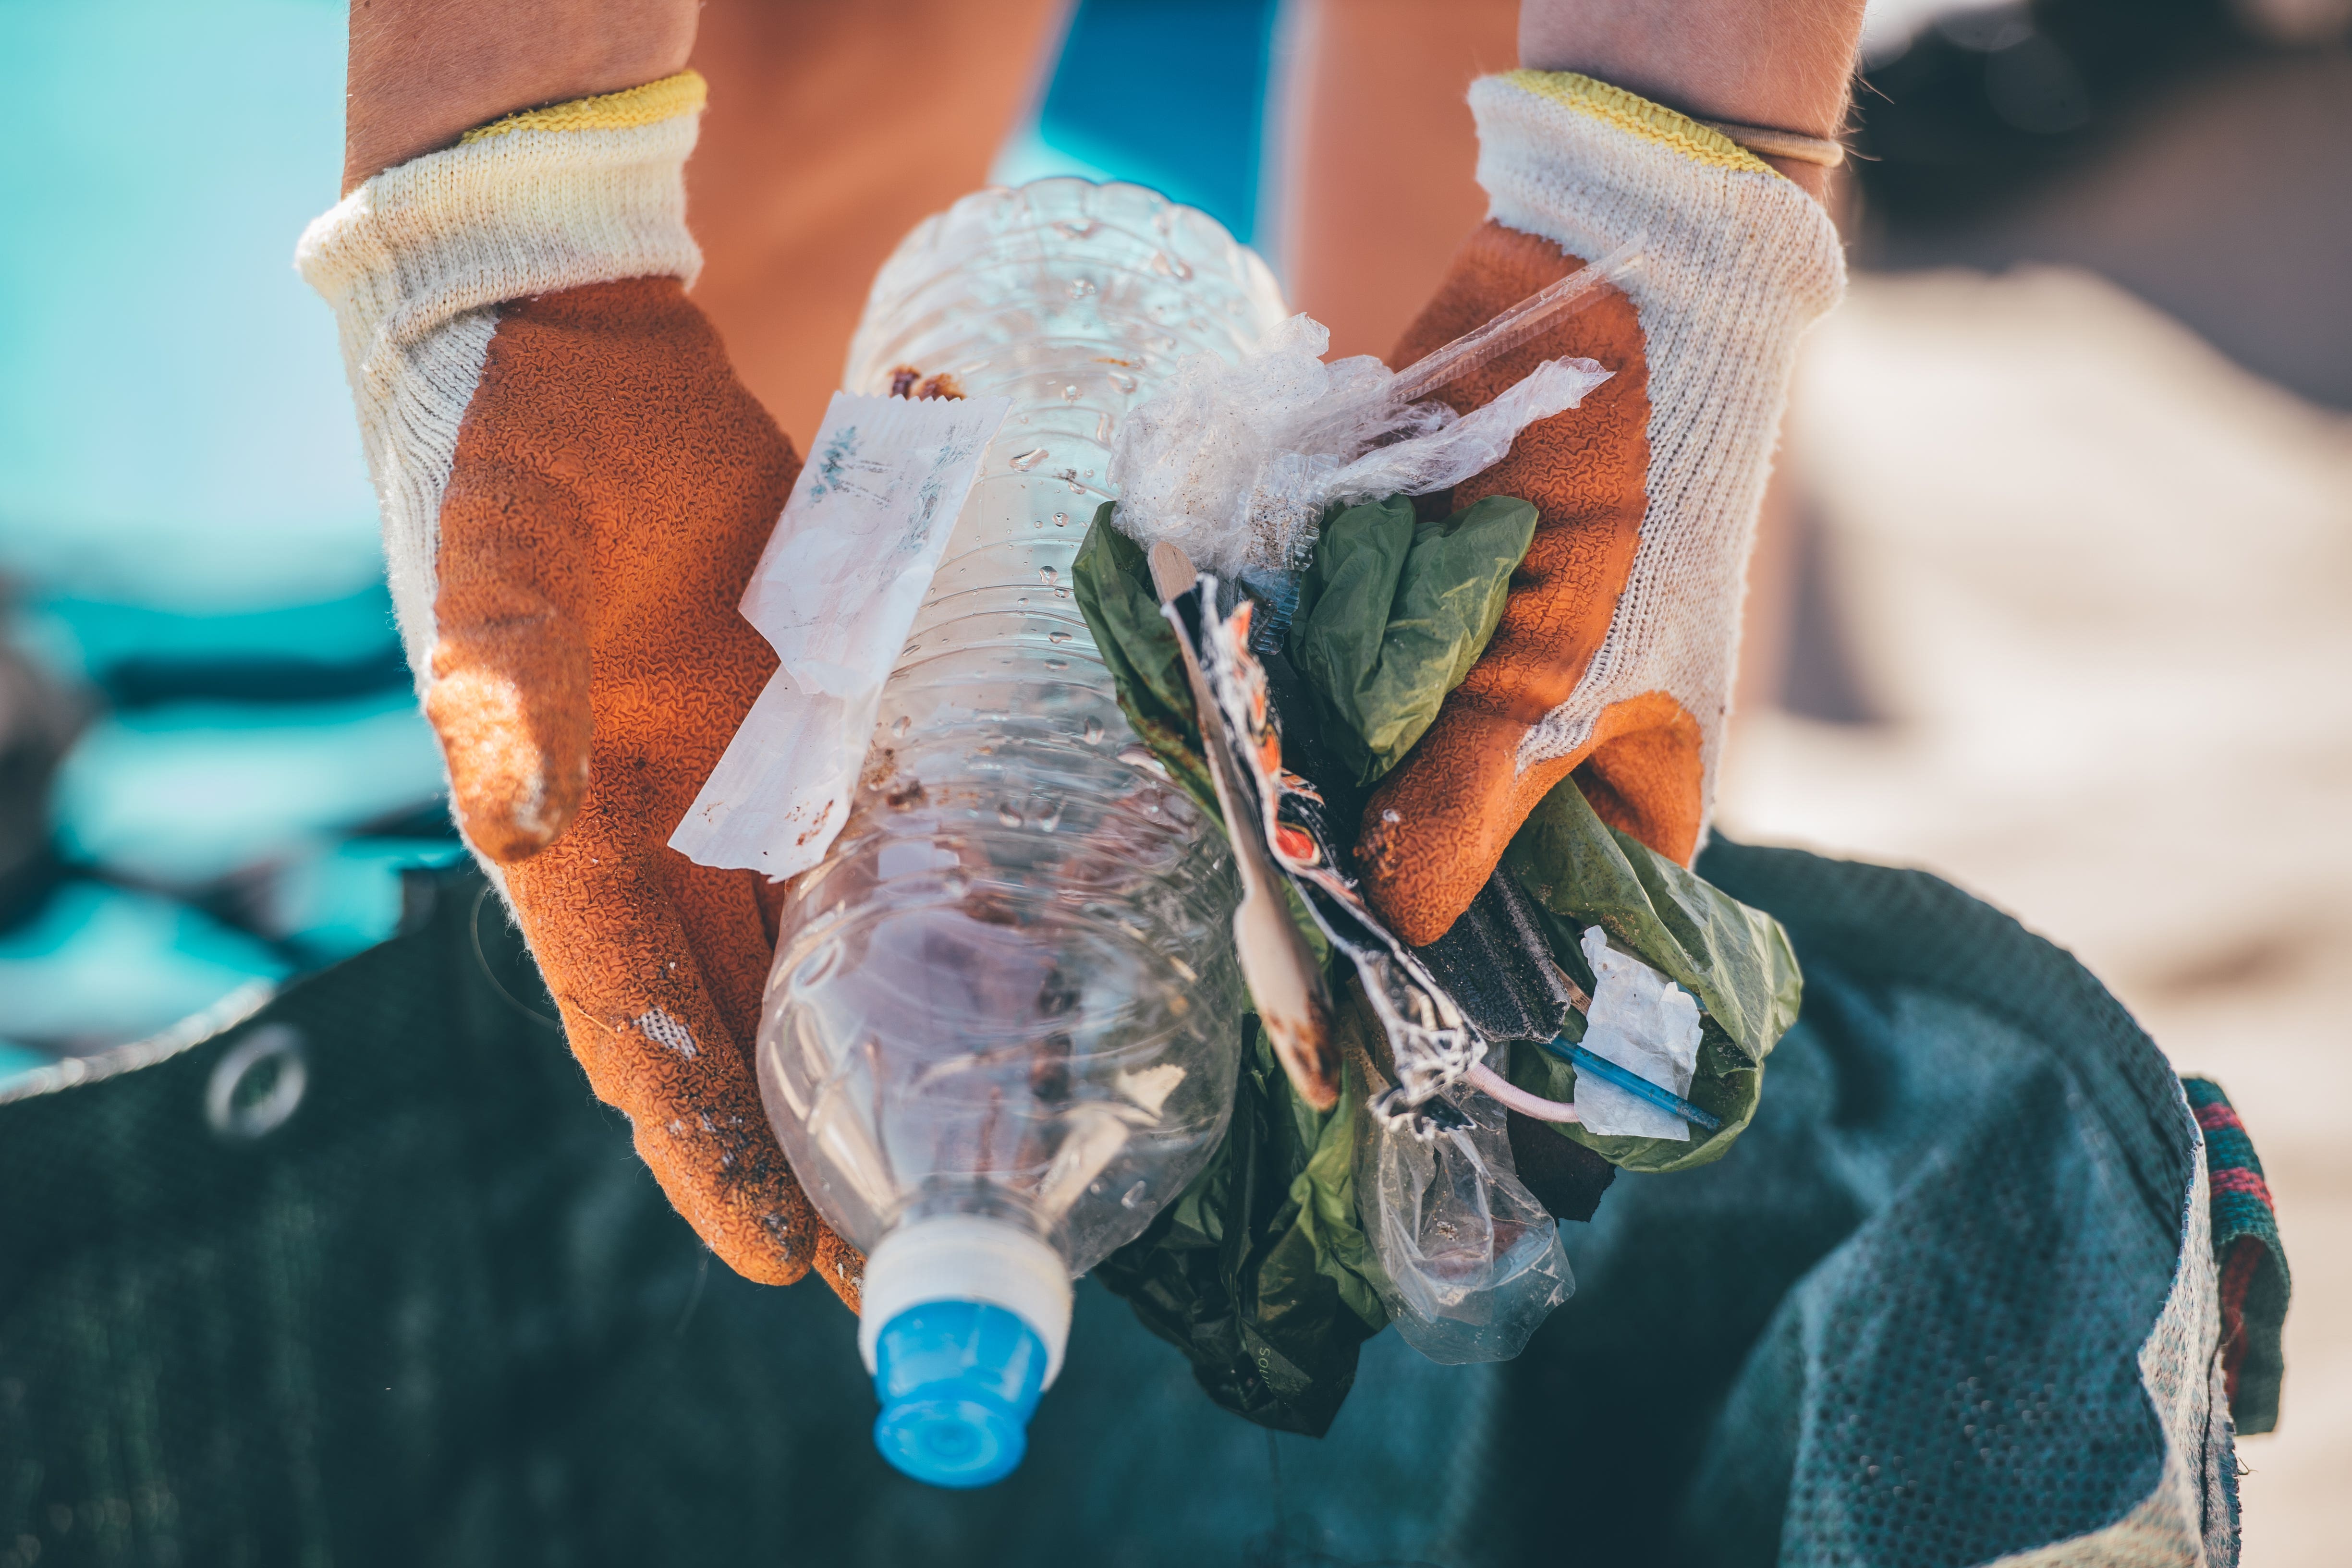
top-left (1518, 0), bottom-right (1864, 200)
top-left (341, 1), bottom-right (1860, 201)
top-left (344, 0), bottom-right (696, 192)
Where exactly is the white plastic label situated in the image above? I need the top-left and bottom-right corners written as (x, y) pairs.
top-left (670, 390), bottom-right (1010, 879)
top-left (1574, 926), bottom-right (1704, 1141)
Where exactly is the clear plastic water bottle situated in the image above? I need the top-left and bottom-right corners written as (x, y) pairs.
top-left (755, 181), bottom-right (1288, 1486)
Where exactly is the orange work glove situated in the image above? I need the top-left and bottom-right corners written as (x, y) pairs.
top-left (1354, 72), bottom-right (1847, 946)
top-left (299, 73), bottom-right (855, 1297)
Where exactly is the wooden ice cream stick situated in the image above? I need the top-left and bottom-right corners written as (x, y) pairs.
top-left (1146, 541), bottom-right (1340, 1112)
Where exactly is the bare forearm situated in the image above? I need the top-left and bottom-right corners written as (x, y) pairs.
top-left (344, 0), bottom-right (696, 191)
top-left (1519, 0), bottom-right (1864, 197)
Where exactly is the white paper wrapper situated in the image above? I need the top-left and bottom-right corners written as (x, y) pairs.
top-left (1574, 925), bottom-right (1704, 1140)
top-left (670, 391), bottom-right (1010, 879)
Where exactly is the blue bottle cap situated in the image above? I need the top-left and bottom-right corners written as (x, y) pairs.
top-left (871, 1300), bottom-right (1048, 1488)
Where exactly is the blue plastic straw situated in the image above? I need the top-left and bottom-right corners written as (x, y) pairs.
top-left (1534, 1035), bottom-right (1723, 1133)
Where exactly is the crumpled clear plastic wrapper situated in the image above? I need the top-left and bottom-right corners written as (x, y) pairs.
top-left (1357, 1081), bottom-right (1573, 1365)
top-left (1109, 313), bottom-right (1609, 576)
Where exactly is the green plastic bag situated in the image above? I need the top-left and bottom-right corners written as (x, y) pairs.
top-left (1077, 493), bottom-right (1802, 1438)
top-left (1499, 779), bottom-right (1802, 1173)
top-left (1068, 502), bottom-right (1217, 817)
top-left (1287, 494), bottom-right (1538, 785)
top-left (1095, 1020), bottom-right (1387, 1436)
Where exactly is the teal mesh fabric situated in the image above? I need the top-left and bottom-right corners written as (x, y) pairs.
top-left (0, 846), bottom-right (2270, 1566)
top-left (0, 872), bottom-right (1499, 1567)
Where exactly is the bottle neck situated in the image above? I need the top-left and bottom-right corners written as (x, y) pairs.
top-left (857, 1214), bottom-right (1074, 1389)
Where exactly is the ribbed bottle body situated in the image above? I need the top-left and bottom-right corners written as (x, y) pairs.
top-left (756, 181), bottom-right (1288, 1272)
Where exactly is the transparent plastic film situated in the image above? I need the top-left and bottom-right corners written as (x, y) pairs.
top-left (1107, 243), bottom-right (1637, 576)
top-left (1355, 1076), bottom-right (1572, 1366)
top-left (1383, 238), bottom-right (1643, 404)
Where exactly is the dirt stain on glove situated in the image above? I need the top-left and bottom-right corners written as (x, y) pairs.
top-left (436, 278), bottom-right (857, 1300)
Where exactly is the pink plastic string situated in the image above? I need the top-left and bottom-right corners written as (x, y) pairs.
top-left (1466, 1060), bottom-right (1581, 1123)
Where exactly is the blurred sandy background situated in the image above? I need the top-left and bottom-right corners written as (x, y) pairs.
top-left (1728, 259), bottom-right (2350, 1568)
top-left (1718, 46), bottom-right (2352, 1568)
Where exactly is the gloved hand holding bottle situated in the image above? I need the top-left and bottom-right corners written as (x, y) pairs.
top-left (300, 2), bottom-right (852, 1296)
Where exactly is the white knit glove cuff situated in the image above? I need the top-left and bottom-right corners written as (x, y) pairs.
top-left (1470, 70), bottom-right (1846, 818)
top-left (293, 71), bottom-right (707, 680)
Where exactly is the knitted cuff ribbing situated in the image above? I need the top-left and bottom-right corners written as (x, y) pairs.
top-left (1469, 71), bottom-right (1846, 826)
top-left (293, 72), bottom-right (707, 680)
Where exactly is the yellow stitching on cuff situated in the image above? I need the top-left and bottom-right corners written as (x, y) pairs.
top-left (460, 69), bottom-right (707, 145)
top-left (1494, 70), bottom-right (1777, 177)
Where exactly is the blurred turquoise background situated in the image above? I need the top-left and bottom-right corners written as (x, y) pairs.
top-left (1, 0), bottom-right (382, 607)
top-left (0, 0), bottom-right (457, 1074)
top-left (995, 0), bottom-right (1281, 245)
